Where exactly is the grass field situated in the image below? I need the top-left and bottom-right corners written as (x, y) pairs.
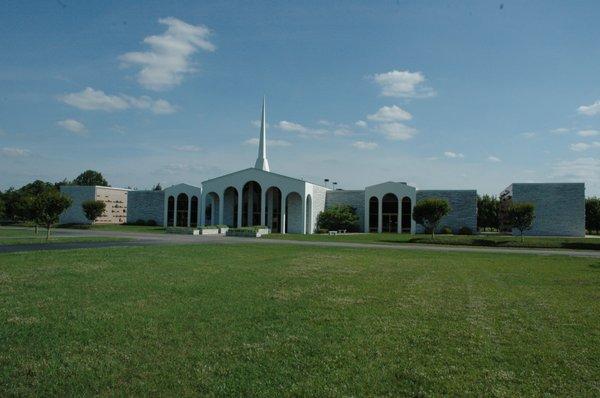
top-left (1, 244), bottom-right (598, 396)
top-left (265, 232), bottom-right (600, 250)
top-left (0, 227), bottom-right (129, 245)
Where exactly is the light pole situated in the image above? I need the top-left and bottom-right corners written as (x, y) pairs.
top-left (333, 182), bottom-right (338, 190)
top-left (324, 178), bottom-right (329, 189)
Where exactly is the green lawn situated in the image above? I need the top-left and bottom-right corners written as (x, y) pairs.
top-left (1, 244), bottom-right (598, 396)
top-left (0, 227), bottom-right (129, 245)
top-left (265, 232), bottom-right (600, 250)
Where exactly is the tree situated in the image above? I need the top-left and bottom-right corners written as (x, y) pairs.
top-left (507, 203), bottom-right (535, 242)
top-left (153, 183), bottom-right (163, 191)
top-left (0, 196), bottom-right (5, 220)
top-left (412, 198), bottom-right (451, 238)
top-left (30, 190), bottom-right (72, 241)
top-left (316, 205), bottom-right (359, 232)
top-left (82, 200), bottom-right (106, 224)
top-left (585, 197), bottom-right (600, 234)
top-left (477, 194), bottom-right (500, 231)
top-left (73, 170), bottom-right (108, 186)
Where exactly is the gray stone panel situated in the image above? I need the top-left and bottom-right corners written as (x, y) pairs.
top-left (325, 190), bottom-right (365, 231)
top-left (127, 190), bottom-right (165, 225)
top-left (59, 186), bottom-right (96, 224)
top-left (508, 183), bottom-right (585, 237)
top-left (415, 190), bottom-right (477, 233)
top-left (286, 193), bottom-right (303, 233)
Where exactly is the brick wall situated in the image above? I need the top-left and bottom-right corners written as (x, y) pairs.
top-left (415, 190), bottom-right (477, 233)
top-left (127, 190), bottom-right (165, 225)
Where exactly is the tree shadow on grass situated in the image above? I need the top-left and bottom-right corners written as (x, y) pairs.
top-left (561, 242), bottom-right (600, 251)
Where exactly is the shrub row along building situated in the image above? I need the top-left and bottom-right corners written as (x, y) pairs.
top-left (59, 101), bottom-right (586, 236)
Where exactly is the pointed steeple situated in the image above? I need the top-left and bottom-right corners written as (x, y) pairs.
top-left (254, 96), bottom-right (270, 172)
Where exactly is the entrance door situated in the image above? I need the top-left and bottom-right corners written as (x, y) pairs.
top-left (382, 214), bottom-right (398, 232)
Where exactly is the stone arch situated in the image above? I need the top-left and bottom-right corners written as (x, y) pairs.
top-left (401, 196), bottom-right (412, 233)
top-left (368, 196), bottom-right (378, 232)
top-left (305, 194), bottom-right (312, 233)
top-left (204, 192), bottom-right (220, 226)
top-left (223, 186), bottom-right (239, 227)
top-left (242, 181), bottom-right (262, 227)
top-left (285, 192), bottom-right (303, 234)
top-left (167, 195), bottom-right (175, 226)
top-left (176, 193), bottom-right (189, 227)
top-left (190, 196), bottom-right (199, 227)
top-left (266, 186), bottom-right (282, 233)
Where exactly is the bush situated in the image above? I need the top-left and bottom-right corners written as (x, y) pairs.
top-left (440, 226), bottom-right (452, 235)
top-left (82, 200), bottom-right (106, 223)
top-left (317, 229), bottom-right (329, 234)
top-left (146, 219), bottom-right (158, 226)
top-left (458, 226), bottom-right (473, 235)
top-left (317, 205), bottom-right (359, 232)
top-left (412, 198), bottom-right (451, 238)
top-left (134, 219), bottom-right (146, 226)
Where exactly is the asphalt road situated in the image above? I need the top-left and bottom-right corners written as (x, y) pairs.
top-left (1, 227), bottom-right (600, 258)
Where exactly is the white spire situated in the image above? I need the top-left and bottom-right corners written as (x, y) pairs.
top-left (254, 96), bottom-right (270, 172)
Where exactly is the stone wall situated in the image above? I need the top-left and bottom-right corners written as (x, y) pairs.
top-left (286, 193), bottom-right (303, 233)
top-left (127, 190), bottom-right (164, 225)
top-left (325, 190), bottom-right (365, 231)
top-left (415, 190), bottom-right (477, 233)
top-left (508, 183), bottom-right (585, 236)
top-left (59, 185), bottom-right (96, 224)
top-left (310, 185), bottom-right (328, 233)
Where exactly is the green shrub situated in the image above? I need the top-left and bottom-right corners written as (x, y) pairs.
top-left (146, 219), bottom-right (158, 226)
top-left (317, 228), bottom-right (329, 234)
top-left (412, 198), bottom-right (451, 238)
top-left (134, 219), bottom-right (146, 226)
top-left (440, 226), bottom-right (452, 235)
top-left (458, 226), bottom-right (473, 235)
top-left (317, 205), bottom-right (359, 232)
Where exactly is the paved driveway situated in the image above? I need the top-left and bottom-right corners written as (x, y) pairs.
top-left (1, 227), bottom-right (600, 258)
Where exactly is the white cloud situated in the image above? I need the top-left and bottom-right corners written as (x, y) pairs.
top-left (521, 132), bottom-right (536, 139)
top-left (317, 120), bottom-right (332, 126)
top-left (60, 87), bottom-right (176, 114)
top-left (570, 142), bottom-right (600, 151)
top-left (552, 157), bottom-right (600, 191)
top-left (277, 121), bottom-right (325, 137)
top-left (444, 151), bottom-right (465, 159)
top-left (244, 138), bottom-right (291, 147)
top-left (1, 147), bottom-right (30, 157)
top-left (372, 70), bottom-right (435, 98)
top-left (487, 156), bottom-right (501, 162)
top-left (352, 141), bottom-right (378, 150)
top-left (173, 145), bottom-right (201, 152)
top-left (355, 120), bottom-right (367, 128)
top-left (578, 129), bottom-right (599, 137)
top-left (367, 105), bottom-right (412, 122)
top-left (577, 100), bottom-right (600, 116)
top-left (376, 122), bottom-right (417, 140)
top-left (57, 119), bottom-right (87, 135)
top-left (119, 17), bottom-right (215, 91)
top-left (332, 127), bottom-right (353, 136)
top-left (551, 127), bottom-right (570, 134)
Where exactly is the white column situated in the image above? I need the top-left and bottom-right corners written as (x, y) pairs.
top-left (260, 189), bottom-right (266, 227)
top-left (237, 190), bottom-right (243, 228)
top-left (173, 197), bottom-right (178, 227)
top-left (247, 184), bottom-right (253, 226)
top-left (301, 195), bottom-right (307, 234)
top-left (377, 197), bottom-right (383, 233)
top-left (281, 194), bottom-right (287, 234)
top-left (218, 191), bottom-right (224, 225)
top-left (200, 195), bottom-right (206, 226)
top-left (364, 195), bottom-right (369, 233)
top-left (187, 196), bottom-right (191, 227)
top-left (397, 198), bottom-right (402, 233)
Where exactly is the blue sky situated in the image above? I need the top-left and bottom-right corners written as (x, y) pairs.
top-left (1, 0), bottom-right (600, 195)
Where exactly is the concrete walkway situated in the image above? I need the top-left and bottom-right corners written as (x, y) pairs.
top-left (1, 227), bottom-right (600, 258)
